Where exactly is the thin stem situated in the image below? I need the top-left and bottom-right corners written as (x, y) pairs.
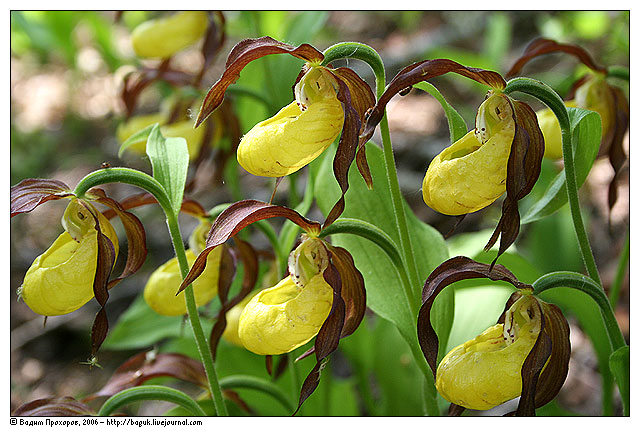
top-left (606, 65), bottom-right (629, 81)
top-left (609, 231), bottom-right (629, 307)
top-left (322, 42), bottom-right (421, 307)
top-left (73, 167), bottom-right (228, 416)
top-left (533, 271), bottom-right (625, 351)
top-left (504, 78), bottom-right (602, 286)
top-left (220, 375), bottom-right (295, 413)
top-left (97, 385), bottom-right (207, 416)
top-left (225, 85), bottom-right (274, 111)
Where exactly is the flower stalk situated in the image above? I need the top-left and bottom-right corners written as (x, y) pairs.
top-left (74, 167), bottom-right (228, 416)
top-left (504, 78), bottom-right (602, 287)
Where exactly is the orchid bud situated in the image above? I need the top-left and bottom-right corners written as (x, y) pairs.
top-left (436, 295), bottom-right (542, 410)
top-left (422, 93), bottom-right (516, 216)
top-left (131, 11), bottom-right (209, 59)
top-left (144, 246), bottom-right (222, 317)
top-left (21, 199), bottom-right (119, 316)
top-left (236, 66), bottom-right (344, 177)
top-left (221, 291), bottom-right (258, 347)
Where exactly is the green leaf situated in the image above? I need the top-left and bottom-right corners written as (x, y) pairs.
top-left (609, 345), bottom-right (630, 415)
top-left (522, 108), bottom-right (602, 223)
top-left (146, 124), bottom-right (189, 217)
top-left (117, 124), bottom-right (155, 157)
top-left (103, 294), bottom-right (185, 350)
top-left (315, 143), bottom-right (450, 365)
top-left (413, 81), bottom-right (468, 143)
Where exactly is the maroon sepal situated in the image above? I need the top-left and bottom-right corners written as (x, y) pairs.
top-left (294, 258), bottom-right (346, 415)
top-left (208, 238), bottom-right (258, 360)
top-left (178, 200), bottom-right (321, 294)
top-left (12, 397), bottom-right (94, 416)
top-left (361, 59), bottom-right (506, 143)
top-left (484, 99), bottom-right (545, 266)
top-left (100, 191), bottom-right (208, 220)
top-left (416, 256), bottom-right (525, 375)
top-left (449, 403), bottom-right (465, 416)
top-left (10, 178), bottom-right (73, 217)
top-left (505, 38), bottom-right (606, 78)
top-left (194, 11), bottom-right (226, 86)
top-left (196, 37), bottom-right (324, 127)
top-left (606, 86), bottom-right (629, 214)
top-left (86, 351), bottom-right (207, 400)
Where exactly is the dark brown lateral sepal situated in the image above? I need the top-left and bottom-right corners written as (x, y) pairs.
top-left (196, 37), bottom-right (324, 127)
top-left (362, 59), bottom-right (506, 142)
top-left (12, 397), bottom-right (94, 416)
top-left (10, 178), bottom-right (73, 217)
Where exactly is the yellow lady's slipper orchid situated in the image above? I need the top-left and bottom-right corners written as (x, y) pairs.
top-left (237, 274), bottom-right (333, 355)
top-left (422, 93), bottom-right (516, 216)
top-left (436, 295), bottom-right (542, 410)
top-left (237, 66), bottom-right (344, 177)
top-left (131, 11), bottom-right (209, 59)
top-left (237, 237), bottom-right (333, 355)
top-left (144, 246), bottom-right (222, 317)
top-left (221, 291), bottom-right (258, 347)
top-left (21, 200), bottom-right (119, 316)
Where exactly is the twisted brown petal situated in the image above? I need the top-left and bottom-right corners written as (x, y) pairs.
top-left (178, 200), bottom-right (320, 294)
top-left (607, 86), bottom-right (629, 212)
top-left (484, 99), bottom-right (544, 266)
top-left (12, 397), bottom-right (94, 416)
top-left (362, 59), bottom-right (506, 142)
top-left (10, 178), bottom-right (72, 217)
top-left (196, 36), bottom-right (324, 126)
top-left (505, 38), bottom-right (606, 78)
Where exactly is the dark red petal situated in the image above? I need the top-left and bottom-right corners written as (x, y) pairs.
top-left (484, 99), bottom-right (545, 265)
top-left (417, 256), bottom-right (525, 375)
top-left (196, 37), bottom-right (324, 127)
top-left (606, 86), bottom-right (629, 213)
top-left (86, 351), bottom-right (207, 400)
top-left (324, 78), bottom-right (362, 228)
top-left (362, 59), bottom-right (506, 142)
top-left (178, 200), bottom-right (320, 294)
top-left (12, 397), bottom-right (94, 416)
top-left (101, 191), bottom-right (208, 220)
top-left (10, 178), bottom-right (72, 217)
top-left (327, 245), bottom-right (366, 338)
top-left (209, 238), bottom-right (258, 360)
top-left (505, 38), bottom-right (606, 78)
top-left (294, 259), bottom-right (346, 414)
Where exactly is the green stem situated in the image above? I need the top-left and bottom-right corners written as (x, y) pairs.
top-left (606, 65), bottom-right (629, 81)
top-left (322, 42), bottom-right (433, 414)
top-left (533, 271), bottom-right (625, 351)
top-left (322, 42), bottom-right (421, 308)
top-left (288, 352), bottom-right (303, 416)
top-left (504, 78), bottom-right (602, 287)
top-left (319, 218), bottom-right (417, 315)
top-left (225, 85), bottom-right (274, 111)
top-left (220, 375), bottom-right (294, 413)
top-left (97, 385), bottom-right (207, 416)
top-left (74, 168), bottom-right (228, 416)
top-left (609, 231), bottom-right (629, 307)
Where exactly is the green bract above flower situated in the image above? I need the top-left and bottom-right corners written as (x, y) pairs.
top-left (417, 257), bottom-right (570, 416)
top-left (194, 36), bottom-right (375, 227)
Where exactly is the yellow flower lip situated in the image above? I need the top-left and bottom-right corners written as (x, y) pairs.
top-left (237, 66), bottom-right (344, 177)
top-left (131, 11), bottom-right (209, 59)
top-left (237, 274), bottom-right (333, 355)
top-left (144, 247), bottom-right (222, 317)
top-left (422, 93), bottom-right (515, 216)
top-left (435, 295), bottom-right (542, 410)
top-left (21, 203), bottom-right (119, 317)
